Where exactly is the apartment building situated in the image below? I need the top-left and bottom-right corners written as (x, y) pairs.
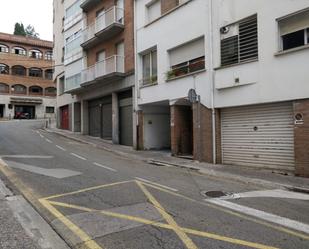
top-left (54, 0), bottom-right (83, 131)
top-left (135, 0), bottom-right (212, 160)
top-left (135, 0), bottom-right (309, 177)
top-left (0, 32), bottom-right (56, 119)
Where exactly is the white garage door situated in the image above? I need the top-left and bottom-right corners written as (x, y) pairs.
top-left (221, 102), bottom-right (295, 170)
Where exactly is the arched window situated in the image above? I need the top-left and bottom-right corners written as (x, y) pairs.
top-left (0, 83), bottom-right (9, 93)
top-left (45, 51), bottom-right (53, 60)
top-left (11, 84), bottom-right (27, 94)
top-left (29, 68), bottom-right (43, 77)
top-left (12, 65), bottom-right (26, 76)
top-left (0, 44), bottom-right (9, 53)
top-left (0, 64), bottom-right (9, 74)
top-left (12, 46), bottom-right (27, 56)
top-left (45, 87), bottom-right (56, 96)
top-left (29, 49), bottom-right (43, 59)
top-left (45, 69), bottom-right (53, 80)
top-left (29, 86), bottom-right (43, 95)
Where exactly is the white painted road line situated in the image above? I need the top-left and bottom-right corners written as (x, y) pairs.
top-left (0, 155), bottom-right (53, 159)
top-left (45, 139), bottom-right (52, 143)
top-left (70, 153), bottom-right (87, 161)
top-left (206, 199), bottom-right (309, 234)
top-left (55, 145), bottom-right (66, 151)
top-left (40, 134), bottom-right (44, 138)
top-left (93, 162), bottom-right (117, 172)
top-left (135, 177), bottom-right (178, 192)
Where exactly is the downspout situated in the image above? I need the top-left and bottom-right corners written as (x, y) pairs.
top-left (209, 0), bottom-right (216, 164)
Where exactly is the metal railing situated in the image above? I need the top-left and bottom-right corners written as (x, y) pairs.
top-left (81, 55), bottom-right (125, 84)
top-left (82, 6), bottom-right (124, 44)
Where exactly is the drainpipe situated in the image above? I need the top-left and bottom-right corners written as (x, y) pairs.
top-left (209, 0), bottom-right (216, 164)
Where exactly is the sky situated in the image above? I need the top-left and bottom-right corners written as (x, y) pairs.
top-left (0, 0), bottom-right (53, 41)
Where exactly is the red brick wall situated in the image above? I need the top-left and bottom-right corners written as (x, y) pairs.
top-left (294, 99), bottom-right (309, 177)
top-left (171, 105), bottom-right (193, 156)
top-left (85, 0), bottom-right (134, 74)
top-left (192, 103), bottom-right (213, 163)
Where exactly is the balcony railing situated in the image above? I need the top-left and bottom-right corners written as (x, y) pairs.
top-left (81, 55), bottom-right (125, 85)
top-left (81, 6), bottom-right (124, 47)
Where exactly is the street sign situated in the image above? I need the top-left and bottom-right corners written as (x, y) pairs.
top-left (188, 89), bottom-right (198, 103)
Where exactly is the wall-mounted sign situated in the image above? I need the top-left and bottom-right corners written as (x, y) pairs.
top-left (295, 113), bottom-right (304, 125)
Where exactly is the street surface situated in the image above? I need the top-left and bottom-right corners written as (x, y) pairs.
top-left (0, 120), bottom-right (308, 249)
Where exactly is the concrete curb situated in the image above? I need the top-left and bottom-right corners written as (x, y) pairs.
top-left (45, 128), bottom-right (309, 192)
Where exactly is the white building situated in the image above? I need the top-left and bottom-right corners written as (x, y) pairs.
top-left (134, 0), bottom-right (309, 177)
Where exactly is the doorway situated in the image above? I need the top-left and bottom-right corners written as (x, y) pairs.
top-left (14, 105), bottom-right (35, 119)
top-left (0, 104), bottom-right (4, 118)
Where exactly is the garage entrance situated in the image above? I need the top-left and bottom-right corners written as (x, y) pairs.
top-left (221, 102), bottom-right (295, 170)
top-left (119, 91), bottom-right (133, 146)
top-left (14, 105), bottom-right (35, 119)
top-left (88, 96), bottom-right (112, 139)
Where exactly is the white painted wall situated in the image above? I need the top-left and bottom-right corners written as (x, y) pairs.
top-left (212, 0), bottom-right (309, 108)
top-left (136, 0), bottom-right (212, 108)
top-left (142, 106), bottom-right (171, 150)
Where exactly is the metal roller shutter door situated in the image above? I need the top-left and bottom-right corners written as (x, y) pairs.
top-left (221, 102), bottom-right (295, 170)
top-left (119, 97), bottom-right (133, 146)
top-left (89, 104), bottom-right (101, 137)
top-left (102, 103), bottom-right (112, 139)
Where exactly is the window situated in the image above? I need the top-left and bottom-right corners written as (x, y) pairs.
top-left (0, 64), bottom-right (9, 74)
top-left (0, 83), bottom-right (9, 93)
top-left (147, 0), bottom-right (161, 23)
top-left (65, 30), bottom-right (82, 54)
top-left (167, 37), bottom-right (205, 79)
top-left (29, 49), bottom-right (42, 59)
top-left (45, 87), bottom-right (57, 96)
top-left (279, 10), bottom-right (309, 51)
top-left (29, 86), bottom-right (43, 95)
top-left (29, 68), bottom-right (43, 77)
top-left (12, 47), bottom-right (26, 56)
top-left (65, 0), bottom-right (81, 19)
top-left (142, 49), bottom-right (157, 85)
top-left (46, 106), bottom-right (55, 113)
top-left (45, 69), bottom-right (53, 80)
top-left (45, 51), bottom-right (53, 60)
top-left (0, 44), bottom-right (9, 53)
top-left (59, 76), bottom-right (65, 95)
top-left (12, 65), bottom-right (26, 76)
top-left (12, 84), bottom-right (26, 94)
top-left (220, 15), bottom-right (258, 66)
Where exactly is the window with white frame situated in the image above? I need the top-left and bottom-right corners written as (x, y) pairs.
top-left (0, 44), bottom-right (9, 53)
top-left (167, 37), bottom-right (205, 80)
top-left (147, 0), bottom-right (161, 23)
top-left (278, 9), bottom-right (309, 51)
top-left (12, 46), bottom-right (27, 56)
top-left (220, 15), bottom-right (258, 66)
top-left (65, 0), bottom-right (81, 19)
top-left (45, 51), bottom-right (53, 60)
top-left (29, 49), bottom-right (43, 59)
top-left (65, 30), bottom-right (82, 55)
top-left (141, 49), bottom-right (157, 85)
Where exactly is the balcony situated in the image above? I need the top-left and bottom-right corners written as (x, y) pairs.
top-left (80, 0), bottom-right (101, 12)
top-left (81, 6), bottom-right (124, 49)
top-left (81, 55), bottom-right (125, 87)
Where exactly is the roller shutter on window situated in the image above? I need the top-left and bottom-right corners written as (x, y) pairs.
top-left (221, 103), bottom-right (295, 170)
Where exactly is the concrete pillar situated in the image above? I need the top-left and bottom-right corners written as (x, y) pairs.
top-left (81, 100), bottom-right (89, 135)
top-left (112, 92), bottom-right (119, 144)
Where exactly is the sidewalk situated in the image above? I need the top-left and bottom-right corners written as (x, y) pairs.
top-left (0, 176), bottom-right (69, 249)
top-left (45, 128), bottom-right (309, 191)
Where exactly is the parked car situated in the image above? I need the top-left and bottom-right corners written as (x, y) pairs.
top-left (15, 112), bottom-right (30, 119)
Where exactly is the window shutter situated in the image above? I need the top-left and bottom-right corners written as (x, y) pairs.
top-left (169, 37), bottom-right (205, 66)
top-left (239, 15), bottom-right (258, 62)
top-left (221, 36), bottom-right (239, 66)
top-left (279, 10), bottom-right (309, 36)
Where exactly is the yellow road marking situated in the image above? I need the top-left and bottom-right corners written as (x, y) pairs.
top-left (137, 180), bottom-right (198, 249)
top-left (49, 200), bottom-right (279, 249)
top-left (43, 180), bottom-right (133, 200)
top-left (141, 182), bottom-right (309, 240)
top-left (39, 199), bottom-right (104, 249)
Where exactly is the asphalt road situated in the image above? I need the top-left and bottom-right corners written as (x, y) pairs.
top-left (0, 120), bottom-right (308, 249)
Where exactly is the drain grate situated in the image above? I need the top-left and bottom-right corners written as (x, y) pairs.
top-left (201, 190), bottom-right (229, 198)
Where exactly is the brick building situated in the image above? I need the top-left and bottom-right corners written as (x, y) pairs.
top-left (0, 32), bottom-right (56, 119)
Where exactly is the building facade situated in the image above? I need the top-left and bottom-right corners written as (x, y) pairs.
top-left (134, 0), bottom-right (309, 177)
top-left (54, 0), bottom-right (135, 146)
top-left (0, 33), bottom-right (56, 120)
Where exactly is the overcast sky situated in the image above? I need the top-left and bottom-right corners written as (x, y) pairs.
top-left (0, 0), bottom-right (53, 41)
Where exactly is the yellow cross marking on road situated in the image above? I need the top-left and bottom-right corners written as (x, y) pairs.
top-left (39, 180), bottom-right (285, 249)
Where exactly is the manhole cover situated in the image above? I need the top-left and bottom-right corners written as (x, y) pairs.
top-left (201, 191), bottom-right (228, 198)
